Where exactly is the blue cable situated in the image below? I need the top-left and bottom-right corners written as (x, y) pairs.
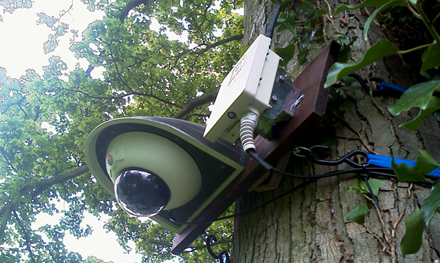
top-left (367, 154), bottom-right (440, 177)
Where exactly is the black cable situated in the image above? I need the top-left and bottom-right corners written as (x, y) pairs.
top-left (247, 149), bottom-right (396, 179)
top-left (361, 174), bottom-right (382, 211)
top-left (348, 73), bottom-right (370, 93)
top-left (206, 235), bottom-right (230, 263)
top-left (265, 4), bottom-right (282, 39)
top-left (169, 150), bottom-right (436, 225)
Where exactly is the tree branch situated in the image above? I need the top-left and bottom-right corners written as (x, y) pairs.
top-left (1, 97), bottom-right (26, 114)
top-left (189, 34), bottom-right (243, 56)
top-left (29, 165), bottom-right (90, 199)
top-left (0, 195), bottom-right (19, 242)
top-left (13, 211), bottom-right (37, 263)
top-left (59, 86), bottom-right (184, 109)
top-left (85, 64), bottom-right (95, 78)
top-left (173, 92), bottom-right (217, 119)
top-left (172, 34), bottom-right (243, 67)
top-left (119, 0), bottom-right (149, 22)
top-left (0, 165), bottom-right (90, 241)
top-left (182, 239), bottom-right (232, 253)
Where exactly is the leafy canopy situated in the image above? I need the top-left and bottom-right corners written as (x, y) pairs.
top-left (0, 0), bottom-right (243, 262)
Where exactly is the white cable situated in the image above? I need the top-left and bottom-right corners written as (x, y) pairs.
top-left (239, 110), bottom-right (259, 153)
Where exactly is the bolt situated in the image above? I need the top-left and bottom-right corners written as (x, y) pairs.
top-left (271, 95), bottom-right (278, 103)
top-left (277, 75), bottom-right (285, 83)
top-left (290, 94), bottom-right (304, 112)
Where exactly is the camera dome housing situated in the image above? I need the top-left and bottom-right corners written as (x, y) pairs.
top-left (115, 168), bottom-right (171, 217)
top-left (105, 131), bottom-right (202, 215)
top-left (84, 117), bottom-right (245, 233)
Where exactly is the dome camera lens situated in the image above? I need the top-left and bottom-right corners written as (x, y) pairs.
top-left (114, 169), bottom-right (171, 217)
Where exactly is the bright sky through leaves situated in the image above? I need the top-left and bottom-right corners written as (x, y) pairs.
top-left (0, 0), bottom-right (104, 78)
top-left (0, 0), bottom-right (243, 261)
top-left (0, 1), bottom-right (147, 262)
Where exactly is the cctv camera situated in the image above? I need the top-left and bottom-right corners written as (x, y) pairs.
top-left (104, 131), bottom-right (202, 217)
top-left (85, 116), bottom-right (245, 232)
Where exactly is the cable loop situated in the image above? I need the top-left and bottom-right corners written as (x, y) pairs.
top-left (206, 235), bottom-right (230, 263)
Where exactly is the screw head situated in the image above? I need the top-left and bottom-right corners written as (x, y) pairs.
top-left (227, 112), bottom-right (236, 119)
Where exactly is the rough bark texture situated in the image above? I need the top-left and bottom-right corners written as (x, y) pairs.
top-left (233, 0), bottom-right (440, 262)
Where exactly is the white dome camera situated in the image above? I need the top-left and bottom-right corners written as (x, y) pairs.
top-left (84, 117), bottom-right (245, 232)
top-left (106, 131), bottom-right (202, 217)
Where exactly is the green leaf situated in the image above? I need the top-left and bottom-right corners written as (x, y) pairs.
top-left (401, 96), bottom-right (440, 130)
top-left (274, 43), bottom-right (296, 66)
top-left (333, 0), bottom-right (403, 17)
top-left (392, 150), bottom-right (439, 182)
top-left (421, 180), bottom-right (440, 226)
top-left (346, 205), bottom-right (368, 224)
top-left (367, 179), bottom-right (382, 196)
top-left (415, 150), bottom-right (440, 175)
top-left (392, 158), bottom-right (426, 182)
top-left (400, 210), bottom-right (425, 257)
top-left (353, 179), bottom-right (382, 195)
top-left (325, 39), bottom-right (398, 87)
top-left (363, 0), bottom-right (405, 41)
top-left (434, 111), bottom-right (440, 122)
top-left (388, 80), bottom-right (440, 130)
top-left (421, 43), bottom-right (440, 72)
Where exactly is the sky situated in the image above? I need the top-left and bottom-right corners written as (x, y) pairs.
top-left (0, 0), bottom-right (178, 262)
top-left (0, 0), bottom-right (99, 78)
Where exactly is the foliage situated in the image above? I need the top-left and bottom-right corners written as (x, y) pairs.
top-left (388, 80), bottom-right (440, 130)
top-left (390, 151), bottom-right (440, 256)
top-left (346, 204), bottom-right (368, 224)
top-left (400, 210), bottom-right (424, 257)
top-left (275, 1), bottom-right (327, 66)
top-left (324, 38), bottom-right (399, 88)
top-left (328, 0), bottom-right (440, 257)
top-left (392, 150), bottom-right (440, 182)
top-left (0, 0), bottom-right (243, 262)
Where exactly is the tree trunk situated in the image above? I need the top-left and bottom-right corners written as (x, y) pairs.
top-left (233, 0), bottom-right (440, 262)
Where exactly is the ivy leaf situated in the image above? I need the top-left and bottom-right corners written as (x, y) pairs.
top-left (421, 43), bottom-right (440, 72)
top-left (392, 150), bottom-right (439, 182)
top-left (325, 39), bottom-right (398, 87)
top-left (434, 111), bottom-right (440, 122)
top-left (415, 150), bottom-right (440, 175)
top-left (392, 159), bottom-right (425, 182)
top-left (421, 180), bottom-right (440, 226)
top-left (401, 96), bottom-right (440, 130)
top-left (274, 43), bottom-right (296, 66)
top-left (388, 80), bottom-right (440, 130)
top-left (363, 0), bottom-right (405, 41)
top-left (366, 179), bottom-right (382, 196)
top-left (346, 205), bottom-right (368, 224)
top-left (400, 210), bottom-right (425, 257)
top-left (354, 179), bottom-right (382, 195)
top-left (333, 0), bottom-right (403, 17)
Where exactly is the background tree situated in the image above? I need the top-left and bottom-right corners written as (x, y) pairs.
top-left (234, 0), bottom-right (440, 262)
top-left (0, 0), bottom-right (242, 261)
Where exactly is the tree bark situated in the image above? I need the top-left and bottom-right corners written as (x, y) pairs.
top-left (233, 0), bottom-right (440, 262)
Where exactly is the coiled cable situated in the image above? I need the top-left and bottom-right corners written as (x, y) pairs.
top-left (239, 111), bottom-right (259, 153)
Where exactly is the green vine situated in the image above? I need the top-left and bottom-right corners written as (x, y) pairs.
top-left (326, 0), bottom-right (440, 257)
top-left (276, 0), bottom-right (440, 258)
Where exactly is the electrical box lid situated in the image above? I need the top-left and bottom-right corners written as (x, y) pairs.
top-left (204, 35), bottom-right (280, 143)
